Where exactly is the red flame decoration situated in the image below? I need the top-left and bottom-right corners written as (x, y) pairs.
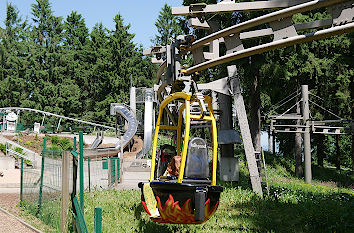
top-left (141, 194), bottom-right (219, 224)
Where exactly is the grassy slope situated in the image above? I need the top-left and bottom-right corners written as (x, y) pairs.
top-left (20, 152), bottom-right (353, 232)
top-left (82, 153), bottom-right (353, 233)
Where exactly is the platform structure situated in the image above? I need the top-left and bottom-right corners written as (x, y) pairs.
top-left (269, 85), bottom-right (353, 183)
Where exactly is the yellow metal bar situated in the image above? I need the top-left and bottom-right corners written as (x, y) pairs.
top-left (190, 115), bottom-right (213, 121)
top-left (178, 99), bottom-right (191, 183)
top-left (151, 92), bottom-right (191, 181)
top-left (150, 106), bottom-right (164, 181)
top-left (208, 100), bottom-right (218, 186)
top-left (160, 92), bottom-right (190, 109)
top-left (177, 105), bottom-right (185, 156)
top-left (160, 125), bottom-right (179, 130)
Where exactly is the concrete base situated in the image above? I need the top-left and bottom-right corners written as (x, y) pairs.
top-left (0, 157), bottom-right (15, 170)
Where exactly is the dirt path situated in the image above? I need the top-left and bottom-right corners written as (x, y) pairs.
top-left (0, 194), bottom-right (40, 233)
top-left (0, 209), bottom-right (37, 233)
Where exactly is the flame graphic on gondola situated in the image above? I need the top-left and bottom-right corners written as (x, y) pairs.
top-left (141, 194), bottom-right (219, 224)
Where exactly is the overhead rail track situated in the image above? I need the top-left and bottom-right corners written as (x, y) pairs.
top-left (180, 0), bottom-right (354, 75)
top-left (172, 0), bottom-right (312, 16)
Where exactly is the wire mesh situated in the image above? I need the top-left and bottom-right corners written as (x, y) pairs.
top-left (22, 149), bottom-right (64, 206)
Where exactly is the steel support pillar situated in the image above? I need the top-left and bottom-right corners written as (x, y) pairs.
top-left (218, 92), bottom-right (234, 158)
top-left (229, 65), bottom-right (263, 195)
top-left (130, 86), bottom-right (136, 117)
top-left (301, 85), bottom-right (312, 184)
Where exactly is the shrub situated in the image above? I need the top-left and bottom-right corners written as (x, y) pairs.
top-left (58, 137), bottom-right (73, 151)
top-left (0, 143), bottom-right (6, 153)
top-left (24, 140), bottom-right (33, 146)
top-left (50, 136), bottom-right (60, 145)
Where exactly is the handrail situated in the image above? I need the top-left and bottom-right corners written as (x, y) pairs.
top-left (7, 148), bottom-right (33, 162)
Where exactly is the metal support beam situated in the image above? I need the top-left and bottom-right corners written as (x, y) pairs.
top-left (229, 66), bottom-right (262, 195)
top-left (302, 85), bottom-right (312, 184)
top-left (218, 92), bottom-right (234, 158)
top-left (172, 0), bottom-right (310, 16)
top-left (130, 86), bottom-right (136, 117)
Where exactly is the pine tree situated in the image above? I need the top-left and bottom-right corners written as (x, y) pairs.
top-left (152, 4), bottom-right (182, 45)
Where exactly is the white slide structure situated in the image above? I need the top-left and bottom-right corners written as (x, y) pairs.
top-left (110, 103), bottom-right (138, 151)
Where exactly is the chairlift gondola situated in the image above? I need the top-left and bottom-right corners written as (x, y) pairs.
top-left (138, 92), bottom-right (223, 224)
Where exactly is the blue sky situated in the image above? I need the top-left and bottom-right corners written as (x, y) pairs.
top-left (0, 0), bottom-right (183, 48)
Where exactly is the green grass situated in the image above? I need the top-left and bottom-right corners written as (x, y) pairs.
top-left (19, 153), bottom-right (353, 232)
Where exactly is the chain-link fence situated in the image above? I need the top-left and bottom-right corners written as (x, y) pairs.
top-left (20, 138), bottom-right (121, 231)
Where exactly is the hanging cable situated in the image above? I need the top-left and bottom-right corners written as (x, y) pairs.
top-left (271, 89), bottom-right (299, 110)
top-left (309, 92), bottom-right (326, 102)
top-left (309, 100), bottom-right (342, 120)
top-left (266, 92), bottom-right (300, 117)
top-left (275, 100), bottom-right (301, 119)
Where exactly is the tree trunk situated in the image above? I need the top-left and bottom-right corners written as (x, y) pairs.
top-left (249, 75), bottom-right (261, 152)
top-left (295, 132), bottom-right (303, 177)
top-left (351, 77), bottom-right (354, 175)
top-left (295, 99), bottom-right (303, 176)
top-left (317, 134), bottom-right (325, 167)
top-left (352, 133), bottom-right (354, 175)
top-left (336, 135), bottom-right (340, 170)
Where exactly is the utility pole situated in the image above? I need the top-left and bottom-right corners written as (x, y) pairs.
top-left (301, 85), bottom-right (311, 184)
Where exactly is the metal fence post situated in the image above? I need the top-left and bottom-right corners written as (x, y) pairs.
top-left (94, 207), bottom-right (102, 233)
top-left (73, 196), bottom-right (88, 233)
top-left (79, 131), bottom-right (84, 212)
top-left (115, 158), bottom-right (118, 187)
top-left (108, 157), bottom-right (111, 187)
top-left (37, 138), bottom-right (46, 214)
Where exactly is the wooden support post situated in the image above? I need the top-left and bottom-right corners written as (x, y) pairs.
top-left (79, 131), bottom-right (84, 212)
top-left (268, 127), bottom-right (272, 152)
top-left (88, 157), bottom-right (91, 192)
top-left (38, 138), bottom-right (46, 214)
top-left (229, 65), bottom-right (262, 196)
top-left (61, 151), bottom-right (70, 233)
top-left (272, 132), bottom-right (276, 155)
top-left (295, 98), bottom-right (303, 177)
top-left (336, 134), bottom-right (340, 170)
top-left (302, 85), bottom-right (312, 184)
top-left (20, 158), bottom-right (23, 206)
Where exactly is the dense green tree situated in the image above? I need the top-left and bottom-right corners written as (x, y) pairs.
top-left (0, 3), bottom-right (29, 107)
top-left (152, 4), bottom-right (183, 46)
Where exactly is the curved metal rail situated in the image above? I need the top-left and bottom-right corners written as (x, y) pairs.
top-left (188, 0), bottom-right (346, 51)
top-left (184, 22), bottom-right (354, 75)
top-left (182, 0), bottom-right (354, 75)
top-left (0, 107), bottom-right (115, 130)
